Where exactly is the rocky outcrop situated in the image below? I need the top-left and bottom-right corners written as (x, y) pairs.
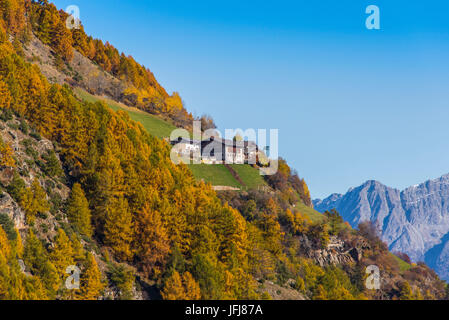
top-left (302, 235), bottom-right (368, 267)
top-left (0, 116), bottom-right (70, 237)
top-left (0, 193), bottom-right (25, 230)
top-left (260, 279), bottom-right (307, 300)
top-left (23, 34), bottom-right (125, 100)
top-left (0, 167), bottom-right (14, 185)
top-left (313, 175), bottom-right (449, 280)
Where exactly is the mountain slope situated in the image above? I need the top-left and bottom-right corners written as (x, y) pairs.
top-left (0, 0), bottom-right (446, 301)
top-left (314, 174), bottom-right (449, 280)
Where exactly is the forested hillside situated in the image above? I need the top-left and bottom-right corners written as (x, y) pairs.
top-left (26, 0), bottom-right (193, 129)
top-left (0, 0), bottom-right (447, 300)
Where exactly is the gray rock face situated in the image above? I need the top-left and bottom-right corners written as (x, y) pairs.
top-left (306, 235), bottom-right (368, 267)
top-left (0, 193), bottom-right (25, 230)
top-left (313, 174), bottom-right (449, 281)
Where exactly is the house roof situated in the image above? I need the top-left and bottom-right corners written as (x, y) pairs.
top-left (201, 137), bottom-right (245, 149)
top-left (172, 136), bottom-right (256, 151)
top-left (170, 137), bottom-right (201, 145)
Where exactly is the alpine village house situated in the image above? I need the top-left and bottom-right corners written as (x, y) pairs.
top-left (170, 136), bottom-right (260, 165)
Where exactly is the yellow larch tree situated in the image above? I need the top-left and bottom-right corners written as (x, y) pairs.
top-left (182, 271), bottom-right (201, 300)
top-left (0, 78), bottom-right (11, 108)
top-left (67, 183), bottom-right (92, 237)
top-left (20, 179), bottom-right (50, 224)
top-left (134, 204), bottom-right (170, 278)
top-left (49, 229), bottom-right (74, 276)
top-left (0, 136), bottom-right (15, 167)
top-left (161, 270), bottom-right (186, 300)
top-left (78, 253), bottom-right (104, 300)
top-left (104, 196), bottom-right (134, 261)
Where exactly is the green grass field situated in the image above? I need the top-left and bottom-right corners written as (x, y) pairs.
top-left (74, 88), bottom-right (177, 139)
top-left (390, 253), bottom-right (412, 273)
top-left (188, 164), bottom-right (241, 187)
top-left (229, 164), bottom-right (267, 189)
top-left (296, 201), bottom-right (326, 224)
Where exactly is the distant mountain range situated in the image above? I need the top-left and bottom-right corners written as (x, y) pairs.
top-left (313, 174), bottom-right (449, 281)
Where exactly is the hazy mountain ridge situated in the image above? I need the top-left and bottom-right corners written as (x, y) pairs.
top-left (313, 174), bottom-right (449, 280)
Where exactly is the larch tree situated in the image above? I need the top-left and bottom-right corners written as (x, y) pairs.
top-left (49, 229), bottom-right (74, 276)
top-left (20, 179), bottom-right (50, 224)
top-left (52, 18), bottom-right (73, 61)
top-left (0, 136), bottom-right (15, 167)
top-left (49, 229), bottom-right (77, 299)
top-left (104, 196), bottom-right (134, 261)
top-left (182, 271), bottom-right (201, 300)
top-left (161, 271), bottom-right (185, 300)
top-left (78, 253), bottom-right (103, 300)
top-left (0, 78), bottom-right (11, 108)
top-left (313, 285), bottom-right (328, 300)
top-left (399, 281), bottom-right (414, 300)
top-left (134, 204), bottom-right (170, 278)
top-left (0, 225), bottom-right (12, 298)
top-left (23, 230), bottom-right (59, 298)
top-left (67, 183), bottom-right (92, 237)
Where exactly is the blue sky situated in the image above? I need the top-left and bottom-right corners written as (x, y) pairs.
top-left (53, 0), bottom-right (449, 198)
